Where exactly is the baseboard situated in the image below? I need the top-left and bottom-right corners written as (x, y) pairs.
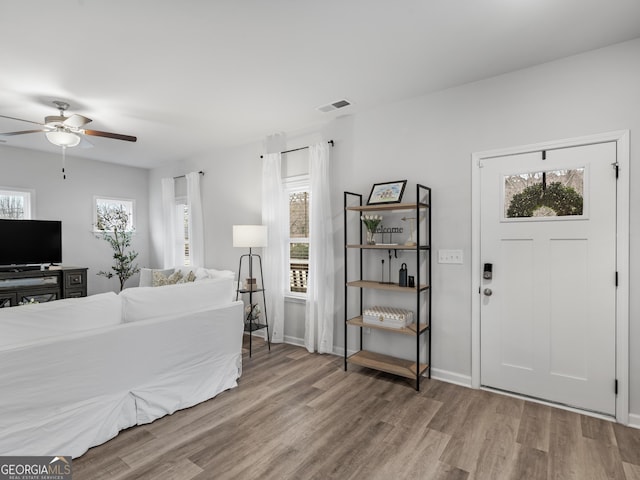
top-left (327, 345), bottom-right (359, 357)
top-left (430, 368), bottom-right (473, 388)
top-left (629, 413), bottom-right (640, 429)
top-left (283, 335), bottom-right (305, 348)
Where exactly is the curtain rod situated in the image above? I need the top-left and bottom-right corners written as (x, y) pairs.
top-left (260, 140), bottom-right (334, 158)
top-left (173, 170), bottom-right (205, 180)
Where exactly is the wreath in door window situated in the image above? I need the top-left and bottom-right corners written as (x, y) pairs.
top-left (507, 182), bottom-right (583, 218)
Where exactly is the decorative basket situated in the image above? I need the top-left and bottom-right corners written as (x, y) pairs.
top-left (363, 306), bottom-right (413, 329)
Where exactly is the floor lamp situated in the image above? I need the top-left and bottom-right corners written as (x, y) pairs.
top-left (233, 225), bottom-right (270, 356)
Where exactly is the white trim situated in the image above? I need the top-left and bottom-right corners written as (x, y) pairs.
top-left (471, 130), bottom-right (630, 425)
top-left (629, 413), bottom-right (640, 430)
top-left (431, 368), bottom-right (472, 388)
top-left (93, 196), bottom-right (136, 232)
top-left (283, 334), bottom-right (305, 348)
top-left (616, 130), bottom-right (630, 425)
top-left (327, 344), bottom-right (357, 358)
top-left (0, 187), bottom-right (35, 219)
top-left (285, 294), bottom-right (306, 304)
top-left (283, 174), bottom-right (310, 191)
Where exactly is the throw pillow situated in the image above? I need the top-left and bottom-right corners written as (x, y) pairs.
top-left (176, 270), bottom-right (196, 284)
top-left (139, 268), bottom-right (174, 287)
top-left (152, 269), bottom-right (183, 286)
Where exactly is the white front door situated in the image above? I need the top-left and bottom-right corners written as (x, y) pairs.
top-left (480, 141), bottom-right (617, 415)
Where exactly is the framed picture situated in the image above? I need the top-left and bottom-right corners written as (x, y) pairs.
top-left (367, 180), bottom-right (407, 205)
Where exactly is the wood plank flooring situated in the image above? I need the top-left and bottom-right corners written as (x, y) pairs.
top-left (73, 339), bottom-right (640, 479)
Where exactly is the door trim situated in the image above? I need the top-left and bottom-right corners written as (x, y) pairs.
top-left (471, 130), bottom-right (630, 424)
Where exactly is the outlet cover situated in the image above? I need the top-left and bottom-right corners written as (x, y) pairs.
top-left (438, 249), bottom-right (463, 264)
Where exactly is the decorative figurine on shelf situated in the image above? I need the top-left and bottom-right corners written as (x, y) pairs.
top-left (401, 216), bottom-right (417, 247)
top-left (361, 214), bottom-right (383, 245)
top-left (399, 263), bottom-right (408, 287)
top-left (245, 303), bottom-right (261, 321)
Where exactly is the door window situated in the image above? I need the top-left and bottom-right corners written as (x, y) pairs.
top-left (503, 168), bottom-right (585, 220)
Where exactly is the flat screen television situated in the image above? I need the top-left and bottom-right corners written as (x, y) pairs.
top-left (0, 219), bottom-right (62, 267)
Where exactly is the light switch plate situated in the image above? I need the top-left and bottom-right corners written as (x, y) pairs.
top-left (438, 249), bottom-right (463, 264)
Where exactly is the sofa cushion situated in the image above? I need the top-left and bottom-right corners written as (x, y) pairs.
top-left (194, 267), bottom-right (235, 281)
top-left (0, 292), bottom-right (123, 346)
top-left (120, 277), bottom-right (235, 323)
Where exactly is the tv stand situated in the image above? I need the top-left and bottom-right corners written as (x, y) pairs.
top-left (0, 265), bottom-right (43, 273)
top-left (0, 266), bottom-right (88, 308)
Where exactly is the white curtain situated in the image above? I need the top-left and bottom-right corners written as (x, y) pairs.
top-left (161, 178), bottom-right (176, 269)
top-left (262, 153), bottom-right (287, 343)
top-left (305, 143), bottom-right (335, 353)
top-left (186, 172), bottom-right (205, 268)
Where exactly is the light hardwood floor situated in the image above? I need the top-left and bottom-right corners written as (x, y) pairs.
top-left (74, 339), bottom-right (640, 479)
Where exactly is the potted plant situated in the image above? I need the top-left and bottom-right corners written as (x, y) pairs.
top-left (95, 205), bottom-right (140, 291)
top-left (361, 214), bottom-right (382, 245)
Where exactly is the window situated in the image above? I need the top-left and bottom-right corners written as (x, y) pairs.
top-left (175, 197), bottom-right (190, 266)
top-left (503, 168), bottom-right (585, 220)
top-left (0, 188), bottom-right (33, 219)
top-left (285, 175), bottom-right (310, 295)
top-left (94, 197), bottom-right (135, 231)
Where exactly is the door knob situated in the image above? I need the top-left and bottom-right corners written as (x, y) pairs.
top-left (484, 288), bottom-right (493, 296)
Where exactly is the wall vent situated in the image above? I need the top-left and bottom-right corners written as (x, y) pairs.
top-left (317, 99), bottom-right (352, 113)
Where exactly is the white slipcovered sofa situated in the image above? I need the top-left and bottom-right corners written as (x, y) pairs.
top-left (0, 276), bottom-right (243, 458)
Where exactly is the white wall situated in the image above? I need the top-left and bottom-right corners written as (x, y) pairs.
top-left (148, 142), bottom-right (264, 272)
top-left (0, 145), bottom-right (149, 294)
top-left (147, 38), bottom-right (640, 417)
top-left (325, 38), bottom-right (640, 414)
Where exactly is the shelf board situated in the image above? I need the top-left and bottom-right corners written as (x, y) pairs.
top-left (347, 350), bottom-right (429, 379)
top-left (346, 202), bottom-right (429, 212)
top-left (237, 288), bottom-right (264, 294)
top-left (346, 280), bottom-right (429, 292)
top-left (347, 316), bottom-right (429, 336)
top-left (346, 244), bottom-right (430, 250)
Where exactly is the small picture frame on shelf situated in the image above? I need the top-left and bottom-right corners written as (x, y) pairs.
top-left (367, 180), bottom-right (407, 205)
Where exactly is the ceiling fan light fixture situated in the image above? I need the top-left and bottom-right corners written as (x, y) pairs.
top-left (45, 130), bottom-right (80, 147)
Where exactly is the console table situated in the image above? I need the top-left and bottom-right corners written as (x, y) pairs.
top-left (0, 267), bottom-right (88, 308)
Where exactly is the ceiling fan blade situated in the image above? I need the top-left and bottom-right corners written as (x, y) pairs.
top-left (0, 114), bottom-right (45, 127)
top-left (79, 136), bottom-right (94, 149)
top-left (0, 129), bottom-right (48, 136)
top-left (64, 114), bottom-right (92, 128)
top-left (82, 129), bottom-right (137, 142)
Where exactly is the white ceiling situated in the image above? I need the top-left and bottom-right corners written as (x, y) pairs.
top-left (1, 0), bottom-right (639, 169)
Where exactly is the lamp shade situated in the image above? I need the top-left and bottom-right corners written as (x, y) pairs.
top-left (45, 130), bottom-right (81, 147)
top-left (233, 225), bottom-right (268, 248)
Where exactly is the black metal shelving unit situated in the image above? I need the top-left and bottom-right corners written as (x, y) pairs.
top-left (343, 184), bottom-right (431, 390)
top-left (236, 253), bottom-right (271, 357)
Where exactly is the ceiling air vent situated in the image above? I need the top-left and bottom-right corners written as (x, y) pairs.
top-left (317, 99), bottom-right (352, 113)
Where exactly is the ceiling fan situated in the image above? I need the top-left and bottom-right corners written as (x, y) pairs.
top-left (0, 101), bottom-right (137, 148)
